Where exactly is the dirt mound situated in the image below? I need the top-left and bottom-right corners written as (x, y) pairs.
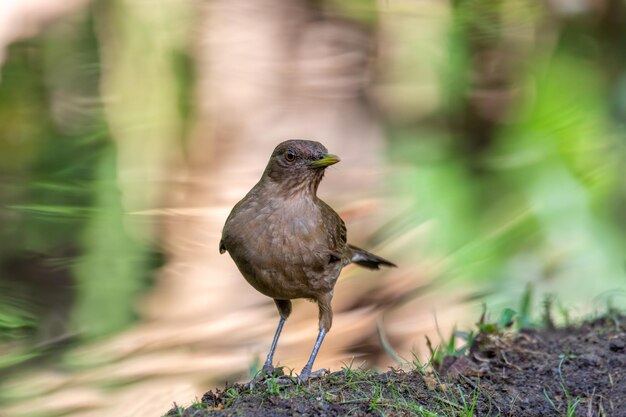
top-left (166, 314), bottom-right (626, 416)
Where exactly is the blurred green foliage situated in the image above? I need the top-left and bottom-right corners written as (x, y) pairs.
top-left (389, 0), bottom-right (626, 313)
top-left (0, 9), bottom-right (157, 355)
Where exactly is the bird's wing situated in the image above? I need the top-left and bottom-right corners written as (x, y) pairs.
top-left (219, 190), bottom-right (255, 255)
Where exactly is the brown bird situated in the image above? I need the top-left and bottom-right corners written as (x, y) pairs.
top-left (220, 139), bottom-right (395, 382)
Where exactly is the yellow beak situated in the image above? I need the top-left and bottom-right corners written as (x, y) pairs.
top-left (307, 153), bottom-right (341, 168)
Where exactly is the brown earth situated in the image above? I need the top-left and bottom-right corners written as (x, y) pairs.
top-left (165, 314), bottom-right (626, 416)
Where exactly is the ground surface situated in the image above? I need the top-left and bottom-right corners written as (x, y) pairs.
top-left (165, 314), bottom-right (626, 416)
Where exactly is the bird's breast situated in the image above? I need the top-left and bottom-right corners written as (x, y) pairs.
top-left (222, 195), bottom-right (339, 298)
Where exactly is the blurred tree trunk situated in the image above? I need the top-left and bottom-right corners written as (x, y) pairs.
top-left (446, 0), bottom-right (530, 173)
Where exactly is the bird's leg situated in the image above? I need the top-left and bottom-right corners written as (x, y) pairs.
top-left (261, 299), bottom-right (292, 375)
top-left (262, 316), bottom-right (285, 375)
top-left (298, 293), bottom-right (333, 383)
top-left (298, 328), bottom-right (327, 382)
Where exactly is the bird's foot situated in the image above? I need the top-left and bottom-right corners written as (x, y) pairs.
top-left (262, 363), bottom-right (282, 376)
top-left (297, 368), bottom-right (328, 384)
top-left (248, 365), bottom-right (287, 388)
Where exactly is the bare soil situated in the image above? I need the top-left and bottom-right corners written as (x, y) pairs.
top-left (165, 314), bottom-right (626, 416)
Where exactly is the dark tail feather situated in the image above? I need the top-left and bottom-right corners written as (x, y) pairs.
top-left (348, 244), bottom-right (396, 270)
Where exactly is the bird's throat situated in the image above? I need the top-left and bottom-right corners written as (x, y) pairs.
top-left (265, 169), bottom-right (324, 198)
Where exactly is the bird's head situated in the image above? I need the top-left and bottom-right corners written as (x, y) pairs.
top-left (262, 139), bottom-right (340, 194)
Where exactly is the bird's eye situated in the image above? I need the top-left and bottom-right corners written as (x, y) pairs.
top-left (284, 150), bottom-right (296, 163)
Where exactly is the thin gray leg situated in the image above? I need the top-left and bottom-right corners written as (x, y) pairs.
top-left (298, 328), bottom-right (327, 381)
top-left (263, 316), bottom-right (285, 372)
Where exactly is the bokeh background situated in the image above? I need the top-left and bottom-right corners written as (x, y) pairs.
top-left (1, 0), bottom-right (625, 416)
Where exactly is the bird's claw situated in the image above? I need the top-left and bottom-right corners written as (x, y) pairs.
top-left (262, 363), bottom-right (281, 376)
top-left (248, 365), bottom-right (286, 388)
top-left (297, 368), bottom-right (328, 384)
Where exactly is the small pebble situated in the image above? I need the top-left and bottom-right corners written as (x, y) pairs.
top-left (579, 353), bottom-right (601, 366)
top-left (609, 337), bottom-right (625, 352)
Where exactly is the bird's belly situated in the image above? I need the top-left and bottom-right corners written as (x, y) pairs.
top-left (223, 200), bottom-right (341, 299)
top-left (228, 238), bottom-right (340, 300)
